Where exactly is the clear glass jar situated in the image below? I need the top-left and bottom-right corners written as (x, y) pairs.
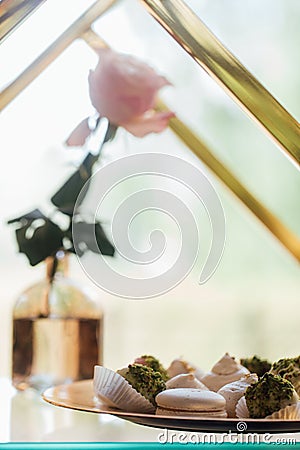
top-left (12, 250), bottom-right (103, 392)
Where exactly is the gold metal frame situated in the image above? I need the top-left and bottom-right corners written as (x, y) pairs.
top-left (0, 0), bottom-right (118, 111)
top-left (0, 0), bottom-right (299, 262)
top-left (0, 0), bottom-right (46, 43)
top-left (141, 0), bottom-right (300, 167)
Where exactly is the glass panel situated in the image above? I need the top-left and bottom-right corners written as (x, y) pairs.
top-left (0, 0), bottom-right (46, 43)
top-left (0, 0), bottom-right (95, 89)
top-left (0, 0), bottom-right (299, 381)
top-left (92, 0), bottom-right (300, 230)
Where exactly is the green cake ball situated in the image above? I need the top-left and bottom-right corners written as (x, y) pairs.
top-left (117, 364), bottom-right (166, 406)
top-left (245, 373), bottom-right (298, 418)
top-left (134, 355), bottom-right (169, 381)
top-left (270, 356), bottom-right (300, 395)
top-left (240, 356), bottom-right (272, 378)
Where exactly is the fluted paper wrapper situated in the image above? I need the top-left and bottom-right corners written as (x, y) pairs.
top-left (235, 396), bottom-right (249, 418)
top-left (265, 402), bottom-right (300, 420)
top-left (93, 365), bottom-right (155, 413)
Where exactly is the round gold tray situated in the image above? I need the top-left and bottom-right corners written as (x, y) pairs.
top-left (43, 380), bottom-right (300, 434)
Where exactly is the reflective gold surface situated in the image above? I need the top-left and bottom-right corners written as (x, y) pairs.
top-left (42, 380), bottom-right (300, 433)
top-left (0, 0), bottom-right (46, 43)
top-left (140, 0), bottom-right (300, 167)
top-left (0, 0), bottom-right (118, 111)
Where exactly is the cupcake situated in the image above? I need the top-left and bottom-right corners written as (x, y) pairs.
top-left (166, 373), bottom-right (209, 390)
top-left (245, 373), bottom-right (299, 418)
top-left (116, 364), bottom-right (166, 406)
top-left (93, 365), bottom-right (155, 413)
top-left (201, 353), bottom-right (249, 392)
top-left (218, 373), bottom-right (258, 417)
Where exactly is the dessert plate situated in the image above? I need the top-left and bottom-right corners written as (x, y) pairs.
top-left (43, 380), bottom-right (300, 434)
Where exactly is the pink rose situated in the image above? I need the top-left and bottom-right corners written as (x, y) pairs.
top-left (66, 49), bottom-right (174, 144)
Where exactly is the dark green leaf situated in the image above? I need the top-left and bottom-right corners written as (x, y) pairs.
top-left (51, 122), bottom-right (117, 217)
top-left (51, 152), bottom-right (98, 216)
top-left (15, 219), bottom-right (64, 266)
top-left (7, 208), bottom-right (46, 225)
top-left (103, 123), bottom-right (118, 143)
top-left (73, 221), bottom-right (114, 257)
top-left (94, 222), bottom-right (115, 256)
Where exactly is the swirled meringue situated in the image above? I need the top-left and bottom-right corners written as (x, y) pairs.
top-left (201, 353), bottom-right (249, 392)
top-left (166, 373), bottom-right (209, 390)
top-left (167, 358), bottom-right (205, 380)
top-left (218, 373), bottom-right (258, 417)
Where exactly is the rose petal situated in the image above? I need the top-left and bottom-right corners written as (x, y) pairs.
top-left (88, 48), bottom-right (171, 124)
top-left (65, 118), bottom-right (91, 147)
top-left (122, 111), bottom-right (175, 137)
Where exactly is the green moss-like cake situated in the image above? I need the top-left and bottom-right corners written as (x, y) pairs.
top-left (134, 355), bottom-right (169, 381)
top-left (245, 373), bottom-right (297, 418)
top-left (271, 356), bottom-right (300, 395)
top-left (117, 364), bottom-right (166, 406)
top-left (240, 355), bottom-right (272, 378)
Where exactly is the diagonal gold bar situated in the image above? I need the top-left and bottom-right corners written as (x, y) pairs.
top-left (82, 29), bottom-right (300, 262)
top-left (0, 0), bottom-right (118, 112)
top-left (81, 28), bottom-right (108, 52)
top-left (140, 0), bottom-right (300, 167)
top-left (0, 0), bottom-right (47, 43)
top-left (157, 100), bottom-right (300, 262)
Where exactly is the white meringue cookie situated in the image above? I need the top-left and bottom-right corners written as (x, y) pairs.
top-left (167, 358), bottom-right (204, 380)
top-left (218, 373), bottom-right (258, 417)
top-left (166, 373), bottom-right (209, 390)
top-left (201, 353), bottom-right (250, 392)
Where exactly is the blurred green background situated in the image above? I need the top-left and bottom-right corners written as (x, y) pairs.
top-left (0, 0), bottom-right (299, 377)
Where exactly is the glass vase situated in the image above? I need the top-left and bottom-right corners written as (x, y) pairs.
top-left (12, 250), bottom-right (103, 392)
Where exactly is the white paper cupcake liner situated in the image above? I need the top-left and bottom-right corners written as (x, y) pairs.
top-left (265, 402), bottom-right (300, 420)
top-left (93, 365), bottom-right (155, 413)
top-left (235, 396), bottom-right (249, 419)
